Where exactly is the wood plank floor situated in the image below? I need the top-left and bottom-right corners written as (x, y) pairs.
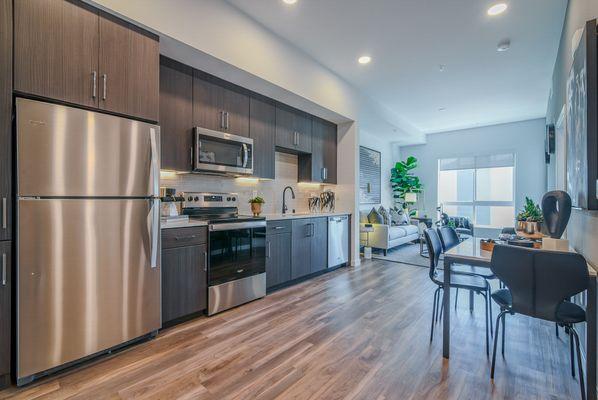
top-left (0, 259), bottom-right (582, 399)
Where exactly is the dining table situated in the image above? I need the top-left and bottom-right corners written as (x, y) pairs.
top-left (442, 237), bottom-right (597, 400)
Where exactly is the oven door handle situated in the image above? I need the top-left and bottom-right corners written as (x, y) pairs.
top-left (209, 221), bottom-right (266, 231)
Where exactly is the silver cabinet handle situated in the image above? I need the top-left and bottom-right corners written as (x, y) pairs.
top-left (220, 111), bottom-right (225, 129)
top-left (225, 112), bottom-right (230, 130)
top-left (1, 197), bottom-right (6, 229)
top-left (323, 167), bottom-right (328, 181)
top-left (267, 241), bottom-right (271, 258)
top-left (92, 71), bottom-right (97, 98)
top-left (190, 146), bottom-right (194, 167)
top-left (101, 74), bottom-right (107, 100)
top-left (2, 253), bottom-right (6, 286)
top-left (293, 132), bottom-right (298, 146)
top-left (272, 226), bottom-right (284, 230)
top-left (203, 251), bottom-right (208, 271)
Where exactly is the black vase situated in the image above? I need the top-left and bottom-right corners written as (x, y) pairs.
top-left (541, 190), bottom-right (572, 239)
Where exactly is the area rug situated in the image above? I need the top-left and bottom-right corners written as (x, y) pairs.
top-left (371, 243), bottom-right (429, 268)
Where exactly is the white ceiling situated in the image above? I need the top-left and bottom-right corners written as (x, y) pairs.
top-left (226, 0), bottom-right (567, 136)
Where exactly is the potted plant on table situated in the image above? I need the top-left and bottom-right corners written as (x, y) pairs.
top-left (519, 197), bottom-right (543, 234)
top-left (248, 196), bottom-right (265, 216)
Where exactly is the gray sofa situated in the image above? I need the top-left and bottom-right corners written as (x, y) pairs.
top-left (360, 222), bottom-right (419, 255)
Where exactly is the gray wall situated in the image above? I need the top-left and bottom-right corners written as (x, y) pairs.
top-left (402, 118), bottom-right (547, 237)
top-left (547, 0), bottom-right (598, 268)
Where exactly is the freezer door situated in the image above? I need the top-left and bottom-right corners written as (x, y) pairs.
top-left (17, 198), bottom-right (161, 380)
top-left (17, 98), bottom-right (160, 197)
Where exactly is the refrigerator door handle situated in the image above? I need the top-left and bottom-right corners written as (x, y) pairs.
top-left (149, 198), bottom-right (160, 269)
top-left (149, 127), bottom-right (160, 197)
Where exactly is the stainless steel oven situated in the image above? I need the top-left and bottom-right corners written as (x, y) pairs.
top-left (194, 127), bottom-right (253, 175)
top-left (208, 220), bottom-right (266, 315)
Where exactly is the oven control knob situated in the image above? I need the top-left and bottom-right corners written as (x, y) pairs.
top-left (227, 197), bottom-right (231, 201)
top-left (187, 196), bottom-right (193, 201)
top-left (231, 197), bottom-right (236, 202)
top-left (194, 196), bottom-right (199, 202)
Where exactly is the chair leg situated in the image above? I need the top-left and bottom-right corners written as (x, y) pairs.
top-left (435, 288), bottom-right (442, 323)
top-left (483, 293), bottom-right (489, 356)
top-left (501, 312), bottom-right (506, 356)
top-left (439, 293), bottom-right (445, 322)
top-left (430, 287), bottom-right (439, 342)
top-left (469, 290), bottom-right (474, 312)
top-left (455, 288), bottom-right (459, 310)
top-left (491, 310), bottom-right (507, 379)
top-left (570, 327), bottom-right (575, 377)
top-left (571, 327), bottom-right (586, 400)
top-left (487, 284), bottom-right (493, 336)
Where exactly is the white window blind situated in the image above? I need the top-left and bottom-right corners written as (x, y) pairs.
top-left (438, 153), bottom-right (515, 228)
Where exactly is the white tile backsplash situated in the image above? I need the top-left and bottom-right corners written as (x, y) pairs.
top-left (160, 152), bottom-right (334, 215)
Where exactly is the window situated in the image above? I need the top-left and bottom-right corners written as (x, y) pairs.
top-left (438, 153), bottom-right (515, 228)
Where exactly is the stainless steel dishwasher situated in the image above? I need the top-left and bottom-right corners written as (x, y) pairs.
top-left (328, 215), bottom-right (349, 268)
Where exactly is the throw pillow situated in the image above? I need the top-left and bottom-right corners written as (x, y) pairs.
top-left (367, 207), bottom-right (384, 224)
top-left (396, 208), bottom-right (410, 225)
top-left (389, 208), bottom-right (401, 226)
top-left (378, 206), bottom-right (390, 225)
top-left (359, 211), bottom-right (369, 223)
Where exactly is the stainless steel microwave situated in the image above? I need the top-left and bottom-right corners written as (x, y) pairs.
top-left (194, 127), bottom-right (253, 175)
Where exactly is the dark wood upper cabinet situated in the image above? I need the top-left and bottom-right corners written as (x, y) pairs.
top-left (0, 241), bottom-right (11, 389)
top-left (310, 218), bottom-right (328, 273)
top-left (0, 0), bottom-right (11, 242)
top-left (249, 97), bottom-right (276, 179)
top-left (14, 0), bottom-right (159, 122)
top-left (193, 72), bottom-right (249, 136)
top-left (14, 0), bottom-right (99, 108)
top-left (275, 105), bottom-right (312, 153)
top-left (98, 12), bottom-right (159, 122)
top-left (160, 57), bottom-right (193, 172)
top-left (299, 117), bottom-right (337, 184)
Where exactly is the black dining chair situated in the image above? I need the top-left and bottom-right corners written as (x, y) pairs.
top-left (425, 228), bottom-right (491, 355)
top-left (489, 244), bottom-right (588, 400)
top-left (438, 226), bottom-right (496, 319)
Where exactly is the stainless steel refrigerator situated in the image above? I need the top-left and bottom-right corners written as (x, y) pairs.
top-left (15, 98), bottom-right (161, 385)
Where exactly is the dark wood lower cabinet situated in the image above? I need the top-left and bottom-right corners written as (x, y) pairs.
top-left (291, 219), bottom-right (312, 280)
top-left (161, 230), bottom-right (207, 324)
top-left (265, 232), bottom-right (291, 289)
top-left (310, 218), bottom-right (328, 273)
top-left (0, 241), bottom-right (11, 389)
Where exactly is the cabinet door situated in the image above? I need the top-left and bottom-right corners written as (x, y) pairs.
top-left (275, 105), bottom-right (296, 150)
top-left (294, 111), bottom-right (312, 153)
top-left (222, 86), bottom-right (249, 137)
top-left (0, 241), bottom-right (11, 386)
top-left (193, 73), bottom-right (224, 132)
top-left (0, 0), bottom-right (11, 242)
top-left (322, 120), bottom-right (337, 184)
top-left (160, 57), bottom-right (193, 172)
top-left (161, 244), bottom-right (207, 324)
top-left (291, 219), bottom-right (312, 279)
top-left (14, 0), bottom-right (99, 108)
top-left (250, 97), bottom-right (276, 179)
top-left (310, 218), bottom-right (328, 273)
top-left (99, 13), bottom-right (159, 121)
top-left (266, 232), bottom-right (291, 288)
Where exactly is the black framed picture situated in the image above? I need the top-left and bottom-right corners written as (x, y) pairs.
top-left (359, 146), bottom-right (381, 204)
top-left (566, 19), bottom-right (598, 209)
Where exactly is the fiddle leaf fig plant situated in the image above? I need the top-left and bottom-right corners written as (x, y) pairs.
top-left (390, 156), bottom-right (423, 209)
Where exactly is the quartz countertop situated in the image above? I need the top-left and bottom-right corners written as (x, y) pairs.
top-left (262, 212), bottom-right (351, 221)
top-left (161, 219), bottom-right (208, 229)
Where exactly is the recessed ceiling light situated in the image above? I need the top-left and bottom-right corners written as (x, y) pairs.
top-left (358, 56), bottom-right (371, 64)
top-left (439, 64), bottom-right (446, 72)
top-left (497, 39), bottom-right (511, 52)
top-left (282, 0), bottom-right (297, 4)
top-left (487, 3), bottom-right (508, 16)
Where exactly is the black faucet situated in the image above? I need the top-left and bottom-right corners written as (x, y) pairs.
top-left (282, 186), bottom-right (295, 214)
